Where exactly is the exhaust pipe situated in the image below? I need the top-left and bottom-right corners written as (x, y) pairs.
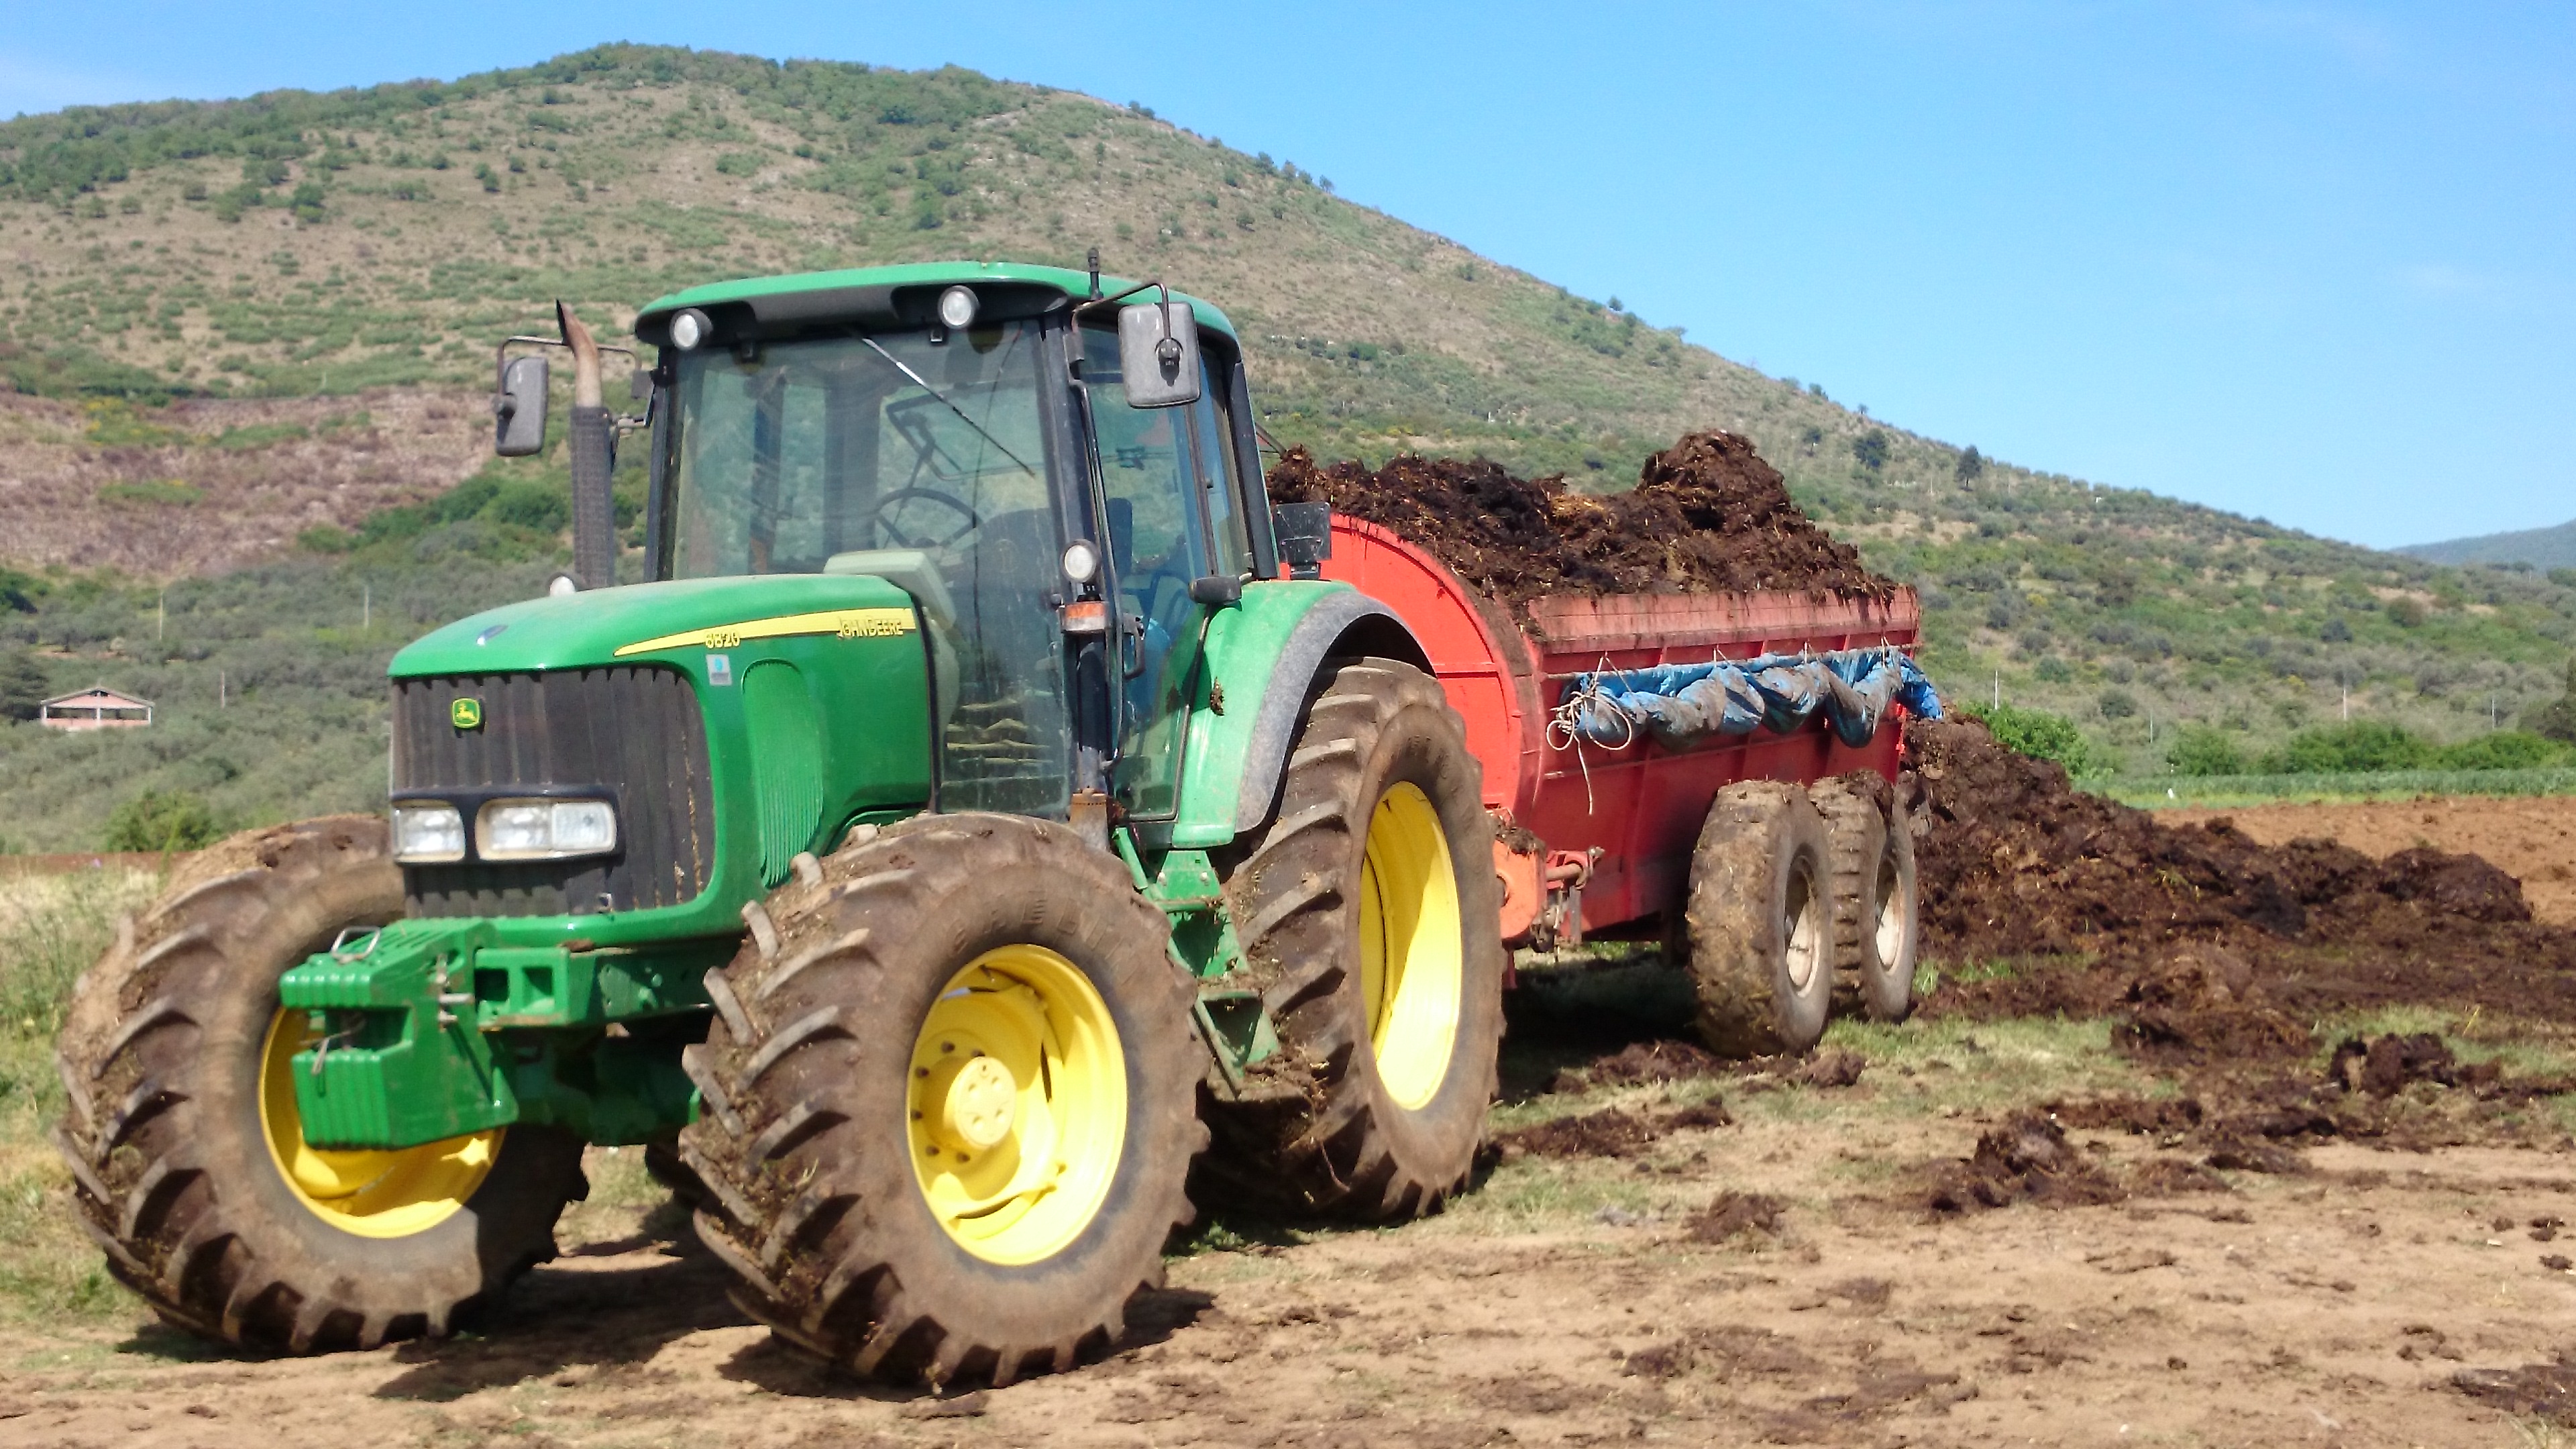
top-left (558, 302), bottom-right (615, 590)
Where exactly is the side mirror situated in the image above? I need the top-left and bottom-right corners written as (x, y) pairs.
top-left (495, 355), bottom-right (549, 457)
top-left (1117, 301), bottom-right (1201, 409)
top-left (1187, 574), bottom-right (1243, 608)
top-left (628, 368), bottom-right (654, 402)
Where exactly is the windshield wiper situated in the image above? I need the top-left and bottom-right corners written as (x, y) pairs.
top-left (857, 336), bottom-right (1038, 478)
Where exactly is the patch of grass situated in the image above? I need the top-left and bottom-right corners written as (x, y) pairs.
top-left (94, 480), bottom-right (201, 508)
top-left (1808, 1014), bottom-right (2154, 1119)
top-left (0, 869), bottom-right (162, 1328)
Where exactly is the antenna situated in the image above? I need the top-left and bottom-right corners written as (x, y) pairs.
top-left (1087, 248), bottom-right (1102, 301)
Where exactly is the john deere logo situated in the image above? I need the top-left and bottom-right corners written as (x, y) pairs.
top-left (451, 698), bottom-right (484, 731)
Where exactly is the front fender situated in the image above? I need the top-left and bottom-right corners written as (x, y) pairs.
top-left (1167, 580), bottom-right (1428, 849)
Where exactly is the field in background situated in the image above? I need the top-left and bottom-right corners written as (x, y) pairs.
top-left (2106, 767), bottom-right (2576, 810)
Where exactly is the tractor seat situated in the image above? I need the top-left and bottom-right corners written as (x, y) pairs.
top-left (822, 547), bottom-right (959, 635)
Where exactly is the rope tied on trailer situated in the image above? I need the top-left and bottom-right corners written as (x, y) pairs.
top-left (1552, 646), bottom-right (1941, 754)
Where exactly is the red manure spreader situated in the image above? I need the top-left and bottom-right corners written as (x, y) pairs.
top-left (1313, 513), bottom-right (1933, 1055)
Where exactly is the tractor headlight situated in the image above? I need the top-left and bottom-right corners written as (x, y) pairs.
top-left (936, 285), bottom-right (979, 330)
top-left (476, 798), bottom-right (619, 861)
top-left (390, 803), bottom-right (466, 864)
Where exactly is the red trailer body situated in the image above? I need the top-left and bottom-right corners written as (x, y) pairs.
top-left (1318, 516), bottom-right (1921, 946)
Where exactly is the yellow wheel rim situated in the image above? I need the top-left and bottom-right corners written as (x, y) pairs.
top-left (258, 1010), bottom-right (500, 1239)
top-left (1358, 781), bottom-right (1464, 1111)
top-left (907, 945), bottom-right (1126, 1266)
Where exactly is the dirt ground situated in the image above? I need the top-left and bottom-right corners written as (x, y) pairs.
top-left (9, 989), bottom-right (2576, 1449)
top-left (2167, 794), bottom-right (2576, 928)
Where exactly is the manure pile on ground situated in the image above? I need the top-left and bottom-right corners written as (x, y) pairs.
top-left (1265, 431), bottom-right (1896, 617)
top-left (1904, 714), bottom-right (2576, 1037)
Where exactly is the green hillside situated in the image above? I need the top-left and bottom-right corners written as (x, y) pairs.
top-left (2402, 519), bottom-right (2576, 570)
top-left (5, 44), bottom-right (2576, 849)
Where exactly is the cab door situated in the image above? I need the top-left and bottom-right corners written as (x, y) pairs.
top-left (1079, 329), bottom-right (1246, 820)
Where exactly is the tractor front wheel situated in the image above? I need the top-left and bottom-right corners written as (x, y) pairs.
top-left (51, 817), bottom-right (587, 1353)
top-left (679, 814), bottom-right (1203, 1387)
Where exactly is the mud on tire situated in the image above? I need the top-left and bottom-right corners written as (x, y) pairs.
top-left (677, 814), bottom-right (1203, 1387)
top-left (1208, 657), bottom-right (1506, 1220)
top-left (51, 816), bottom-right (587, 1354)
top-left (1810, 775), bottom-right (1919, 1022)
top-left (1684, 782), bottom-right (1834, 1057)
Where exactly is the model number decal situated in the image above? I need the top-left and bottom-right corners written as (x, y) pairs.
top-left (613, 607), bottom-right (918, 657)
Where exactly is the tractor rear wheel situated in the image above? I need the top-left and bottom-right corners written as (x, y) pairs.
top-left (678, 814), bottom-right (1202, 1387)
top-left (51, 817), bottom-right (587, 1354)
top-left (1684, 782), bottom-right (1834, 1057)
top-left (1211, 657), bottom-right (1505, 1220)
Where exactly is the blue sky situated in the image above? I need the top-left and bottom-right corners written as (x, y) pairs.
top-left (5, 3), bottom-right (2569, 551)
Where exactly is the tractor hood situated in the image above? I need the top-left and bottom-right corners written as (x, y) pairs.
top-left (393, 574), bottom-right (922, 679)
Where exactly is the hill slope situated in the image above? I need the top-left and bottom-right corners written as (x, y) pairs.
top-left (2402, 520), bottom-right (2576, 571)
top-left (3, 45), bottom-right (2576, 850)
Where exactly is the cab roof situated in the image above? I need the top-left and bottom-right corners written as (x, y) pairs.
top-left (632, 260), bottom-right (1236, 349)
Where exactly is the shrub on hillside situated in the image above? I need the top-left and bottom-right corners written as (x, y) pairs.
top-left (2259, 720), bottom-right (2428, 773)
top-left (0, 647), bottom-right (48, 721)
top-left (2165, 726), bottom-right (2247, 776)
top-left (1964, 702), bottom-right (2095, 777)
top-left (2527, 659), bottom-right (2576, 743)
top-left (2433, 731), bottom-right (2565, 771)
top-left (103, 790), bottom-right (231, 853)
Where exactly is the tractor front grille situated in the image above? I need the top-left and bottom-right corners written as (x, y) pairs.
top-left (392, 665), bottom-right (714, 917)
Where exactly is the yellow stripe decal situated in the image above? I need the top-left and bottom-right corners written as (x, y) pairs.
top-left (613, 606), bottom-right (918, 657)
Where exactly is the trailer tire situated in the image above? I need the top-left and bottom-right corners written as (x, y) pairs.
top-left (1859, 793), bottom-right (1920, 1022)
top-left (1684, 782), bottom-right (1834, 1057)
top-left (1211, 657), bottom-right (1505, 1220)
top-left (50, 817), bottom-right (588, 1354)
top-left (679, 814), bottom-right (1203, 1387)
top-left (1810, 777), bottom-right (1918, 1022)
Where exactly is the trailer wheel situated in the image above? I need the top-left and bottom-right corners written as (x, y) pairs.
top-left (50, 817), bottom-right (588, 1354)
top-left (1684, 782), bottom-right (1834, 1056)
top-left (1809, 777), bottom-right (1919, 1022)
top-left (1860, 792), bottom-right (1920, 1022)
top-left (1212, 657), bottom-right (1505, 1220)
top-left (679, 814), bottom-right (1203, 1387)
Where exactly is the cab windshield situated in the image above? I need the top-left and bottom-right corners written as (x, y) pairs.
top-left (664, 321), bottom-right (1069, 815)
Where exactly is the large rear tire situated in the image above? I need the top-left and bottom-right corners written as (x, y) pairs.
top-left (1684, 782), bottom-right (1833, 1057)
top-left (1211, 657), bottom-right (1505, 1219)
top-left (51, 817), bottom-right (587, 1353)
top-left (678, 814), bottom-right (1203, 1387)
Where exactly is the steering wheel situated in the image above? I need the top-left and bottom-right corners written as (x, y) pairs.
top-left (863, 486), bottom-right (981, 550)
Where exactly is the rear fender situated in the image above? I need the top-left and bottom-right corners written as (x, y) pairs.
top-left (1167, 582), bottom-right (1428, 849)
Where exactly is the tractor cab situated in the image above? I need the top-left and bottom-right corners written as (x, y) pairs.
top-left (623, 262), bottom-right (1278, 830)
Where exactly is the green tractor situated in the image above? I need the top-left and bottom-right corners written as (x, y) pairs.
top-left (53, 260), bottom-right (1505, 1385)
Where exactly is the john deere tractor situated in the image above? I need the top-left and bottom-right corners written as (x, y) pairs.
top-left (53, 261), bottom-right (1503, 1385)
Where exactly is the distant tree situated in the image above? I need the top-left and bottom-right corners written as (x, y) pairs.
top-left (1955, 445), bottom-right (1985, 482)
top-left (2319, 616), bottom-right (2353, 642)
top-left (1852, 429), bottom-right (1890, 472)
top-left (103, 790), bottom-right (229, 852)
top-left (2097, 688), bottom-right (2139, 720)
top-left (2385, 596), bottom-right (2427, 628)
top-left (2165, 726), bottom-right (2247, 776)
top-left (2263, 720), bottom-right (2428, 773)
top-left (2527, 658), bottom-right (2576, 743)
top-left (2436, 731), bottom-right (2563, 770)
top-left (0, 647), bottom-right (48, 721)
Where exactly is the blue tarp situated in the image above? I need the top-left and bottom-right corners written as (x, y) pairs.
top-left (1553, 648), bottom-right (1943, 753)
